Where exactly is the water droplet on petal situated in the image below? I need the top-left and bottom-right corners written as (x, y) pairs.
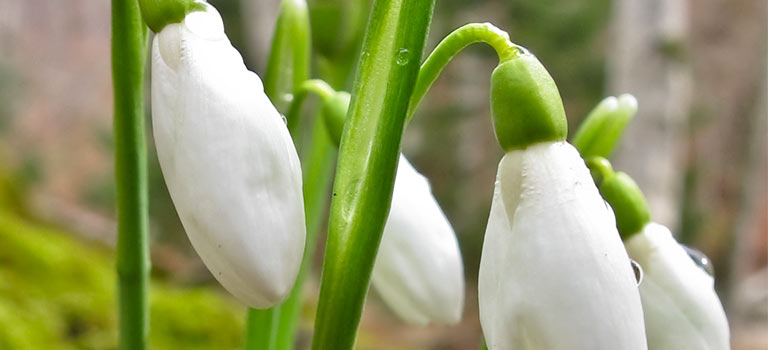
top-left (630, 259), bottom-right (644, 286)
top-left (280, 114), bottom-right (287, 125)
top-left (681, 244), bottom-right (715, 277)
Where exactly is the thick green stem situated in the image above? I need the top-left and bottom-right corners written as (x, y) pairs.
top-left (311, 0), bottom-right (435, 348)
top-left (112, 0), bottom-right (150, 349)
top-left (407, 23), bottom-right (520, 120)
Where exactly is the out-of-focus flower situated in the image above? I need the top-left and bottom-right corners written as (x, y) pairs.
top-left (371, 155), bottom-right (465, 325)
top-left (625, 223), bottom-right (730, 350)
top-left (150, 1), bottom-right (305, 308)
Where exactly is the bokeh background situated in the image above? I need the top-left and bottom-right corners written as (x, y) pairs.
top-left (0, 0), bottom-right (766, 348)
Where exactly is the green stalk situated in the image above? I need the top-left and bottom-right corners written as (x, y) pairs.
top-left (264, 0), bottom-right (311, 113)
top-left (310, 0), bottom-right (435, 347)
top-left (111, 0), bottom-right (150, 349)
top-left (310, 0), bottom-right (370, 88)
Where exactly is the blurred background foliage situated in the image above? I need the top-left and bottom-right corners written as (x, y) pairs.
top-left (0, 0), bottom-right (765, 348)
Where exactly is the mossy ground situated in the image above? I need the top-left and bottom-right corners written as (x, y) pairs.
top-left (0, 175), bottom-right (246, 349)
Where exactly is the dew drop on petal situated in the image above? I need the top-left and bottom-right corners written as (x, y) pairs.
top-left (681, 244), bottom-right (715, 277)
top-left (630, 259), bottom-right (644, 286)
top-left (280, 114), bottom-right (287, 125)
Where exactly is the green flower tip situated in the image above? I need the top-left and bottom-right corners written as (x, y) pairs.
top-left (586, 157), bottom-right (650, 240)
top-left (490, 51), bottom-right (567, 151)
top-left (572, 93), bottom-right (638, 158)
top-left (139, 0), bottom-right (206, 33)
top-left (322, 91), bottom-right (351, 147)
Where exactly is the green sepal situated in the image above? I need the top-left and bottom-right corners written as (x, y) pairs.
top-left (572, 94), bottom-right (638, 159)
top-left (138, 0), bottom-right (205, 33)
top-left (490, 53), bottom-right (567, 151)
top-left (322, 92), bottom-right (351, 147)
top-left (587, 157), bottom-right (651, 239)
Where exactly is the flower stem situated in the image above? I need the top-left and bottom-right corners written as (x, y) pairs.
top-left (407, 23), bottom-right (520, 120)
top-left (311, 0), bottom-right (435, 347)
top-left (111, 0), bottom-right (150, 349)
top-left (264, 0), bottom-right (311, 113)
top-left (286, 80), bottom-right (336, 134)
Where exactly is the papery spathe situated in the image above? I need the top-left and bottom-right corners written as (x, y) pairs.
top-left (478, 141), bottom-right (647, 349)
top-left (150, 2), bottom-right (305, 308)
top-left (371, 155), bottom-right (465, 325)
top-left (625, 223), bottom-right (730, 350)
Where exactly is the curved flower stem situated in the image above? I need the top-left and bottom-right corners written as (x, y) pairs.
top-left (407, 23), bottom-right (521, 121)
top-left (286, 79), bottom-right (336, 135)
top-left (311, 0), bottom-right (435, 347)
top-left (112, 0), bottom-right (150, 349)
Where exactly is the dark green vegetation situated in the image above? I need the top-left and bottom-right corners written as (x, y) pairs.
top-left (0, 177), bottom-right (245, 350)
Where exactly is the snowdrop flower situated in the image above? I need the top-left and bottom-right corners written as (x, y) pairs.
top-left (478, 52), bottom-right (646, 349)
top-left (590, 158), bottom-right (730, 350)
top-left (150, 1), bottom-right (305, 308)
top-left (371, 155), bottom-right (465, 325)
top-left (625, 223), bottom-right (730, 350)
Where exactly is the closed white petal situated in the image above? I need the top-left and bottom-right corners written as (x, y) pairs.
top-left (625, 223), bottom-right (730, 350)
top-left (371, 155), bottom-right (465, 325)
top-left (150, 2), bottom-right (305, 308)
top-left (479, 141), bottom-right (647, 350)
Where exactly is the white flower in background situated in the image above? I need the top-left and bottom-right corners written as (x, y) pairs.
top-left (625, 223), bottom-right (730, 350)
top-left (150, 2), bottom-right (305, 308)
top-left (478, 141), bottom-right (647, 349)
top-left (371, 155), bottom-right (465, 325)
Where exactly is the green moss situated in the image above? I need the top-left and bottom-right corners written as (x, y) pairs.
top-left (0, 190), bottom-right (245, 349)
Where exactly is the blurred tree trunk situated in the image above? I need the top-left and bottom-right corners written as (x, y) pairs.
top-left (684, 1), bottom-right (767, 347)
top-left (608, 0), bottom-right (690, 228)
top-left (682, 0), bottom-right (767, 310)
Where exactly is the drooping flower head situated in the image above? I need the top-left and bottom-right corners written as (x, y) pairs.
top-left (371, 155), bottom-right (465, 325)
top-left (479, 49), bottom-right (646, 349)
top-left (150, 1), bottom-right (306, 308)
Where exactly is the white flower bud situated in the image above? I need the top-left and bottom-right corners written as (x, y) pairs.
top-left (150, 2), bottom-right (305, 308)
top-left (625, 223), bottom-right (730, 350)
top-left (371, 155), bottom-right (465, 325)
top-left (479, 141), bottom-right (647, 349)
